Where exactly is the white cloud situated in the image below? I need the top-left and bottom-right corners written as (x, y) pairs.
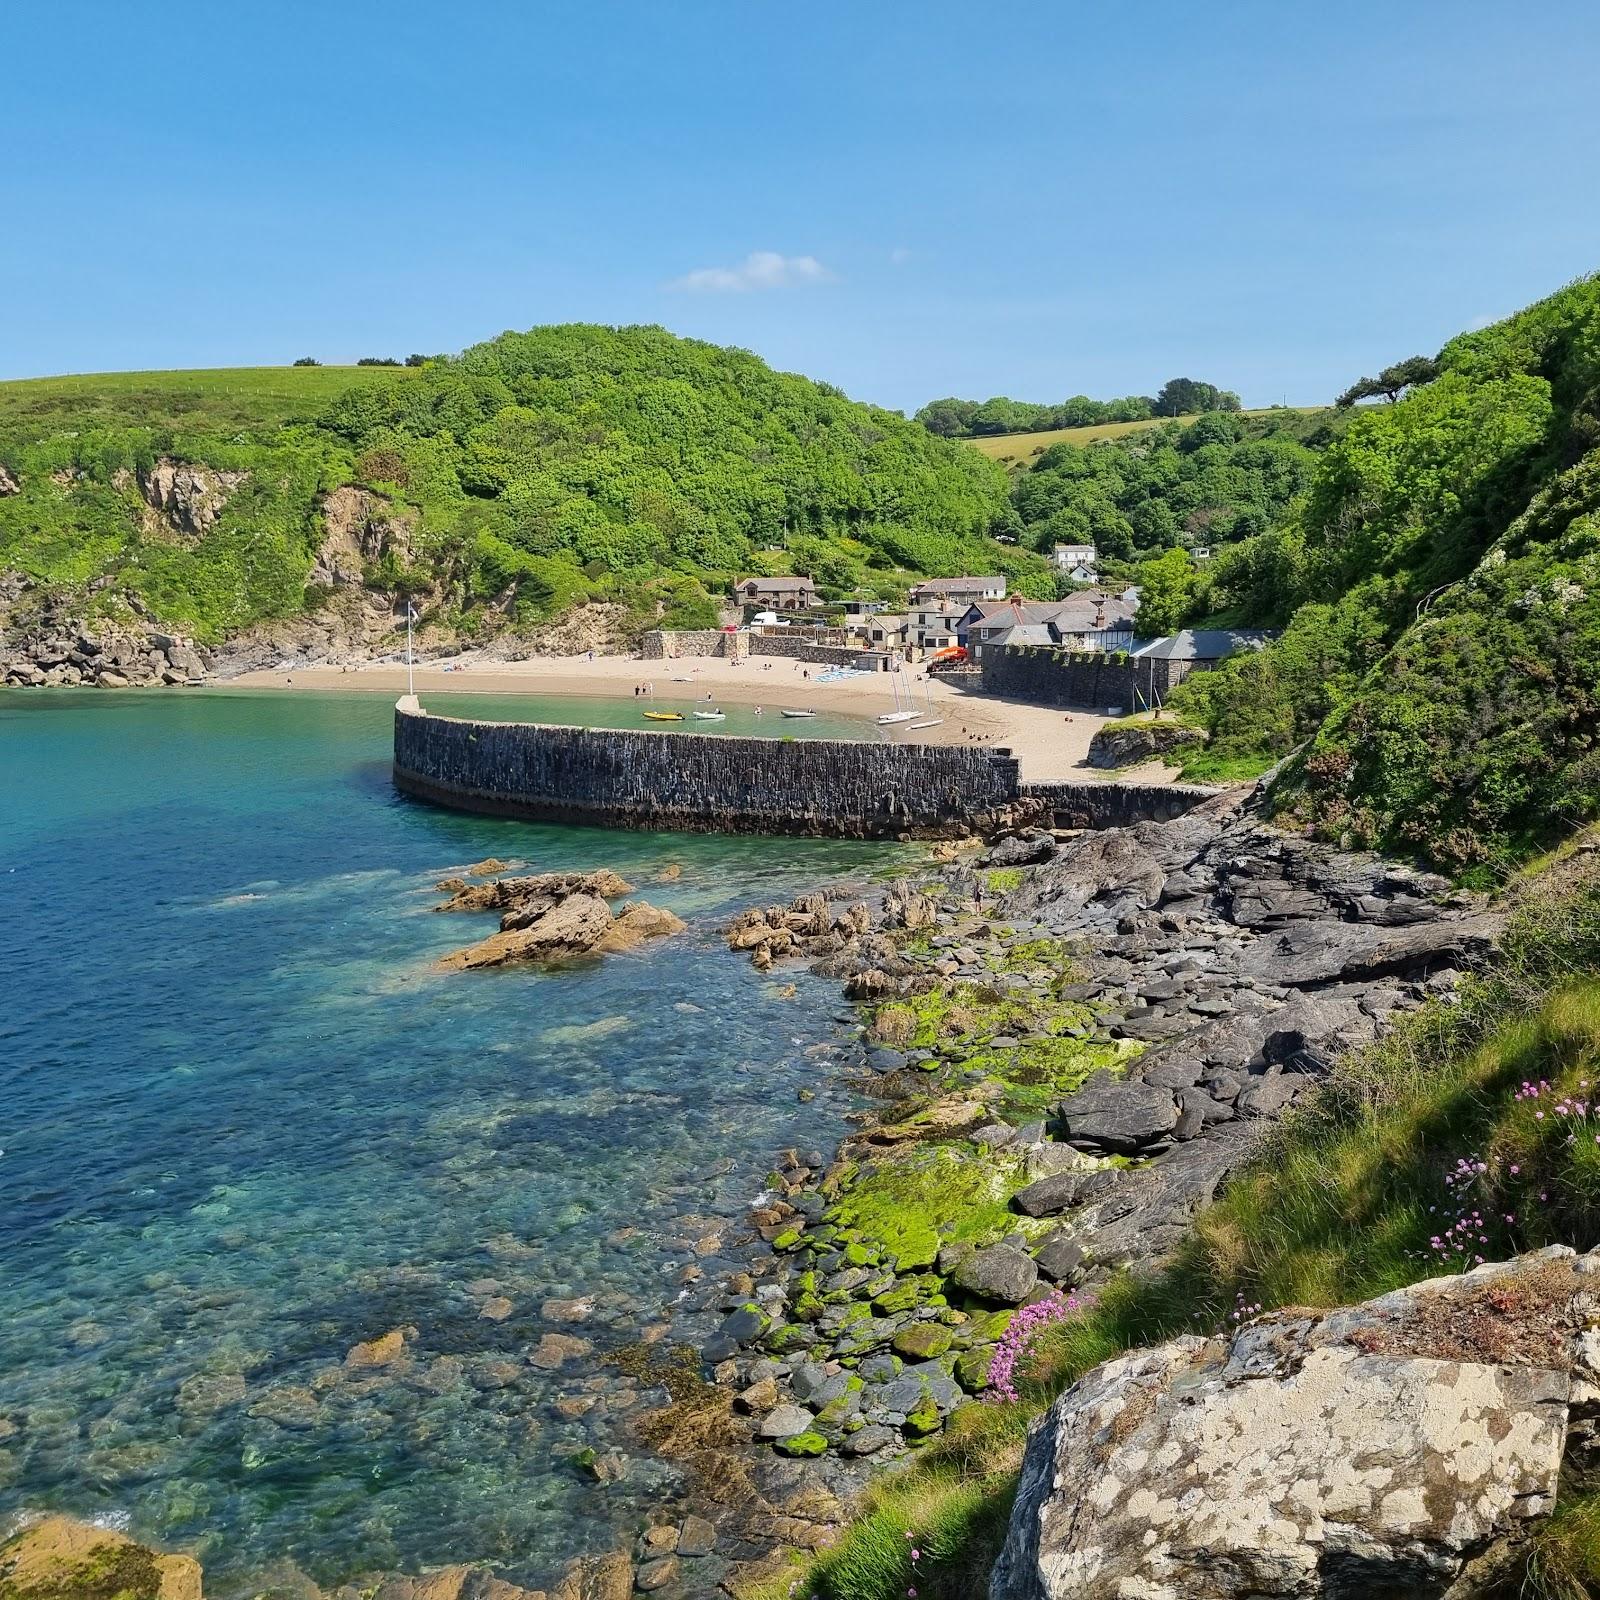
top-left (666, 251), bottom-right (836, 293)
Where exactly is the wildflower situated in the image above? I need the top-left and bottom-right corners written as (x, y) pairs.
top-left (910, 1550), bottom-right (921, 1561)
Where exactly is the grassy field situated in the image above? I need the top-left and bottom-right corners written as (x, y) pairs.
top-left (967, 407), bottom-right (1325, 466)
top-left (0, 364), bottom-right (414, 437)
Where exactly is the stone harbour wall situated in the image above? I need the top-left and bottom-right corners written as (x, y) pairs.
top-left (392, 700), bottom-right (1026, 838)
top-left (981, 644), bottom-right (1194, 712)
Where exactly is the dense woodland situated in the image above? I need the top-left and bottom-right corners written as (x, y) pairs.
top-left (0, 327), bottom-right (1049, 644)
top-left (1163, 274), bottom-right (1600, 878)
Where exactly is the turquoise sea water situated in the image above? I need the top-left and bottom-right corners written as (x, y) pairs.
top-left (0, 689), bottom-right (887, 1590)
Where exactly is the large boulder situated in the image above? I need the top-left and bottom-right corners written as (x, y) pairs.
top-left (950, 1244), bottom-right (1039, 1304)
top-left (435, 893), bottom-right (616, 969)
top-left (1057, 1073), bottom-right (1178, 1155)
top-left (991, 1247), bottom-right (1600, 1600)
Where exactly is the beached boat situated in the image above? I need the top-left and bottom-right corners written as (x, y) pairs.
top-left (643, 710), bottom-right (684, 721)
top-left (692, 710), bottom-right (726, 720)
top-left (780, 708), bottom-right (817, 719)
top-left (878, 669), bottom-right (923, 724)
top-left (909, 718), bottom-right (944, 730)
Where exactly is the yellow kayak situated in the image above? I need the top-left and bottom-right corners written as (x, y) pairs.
top-left (643, 710), bottom-right (684, 721)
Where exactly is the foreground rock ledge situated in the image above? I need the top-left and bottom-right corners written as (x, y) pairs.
top-left (0, 1515), bottom-right (202, 1600)
top-left (991, 1247), bottom-right (1600, 1600)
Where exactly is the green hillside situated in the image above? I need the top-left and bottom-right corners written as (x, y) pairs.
top-left (1166, 273), bottom-right (1600, 877)
top-left (0, 328), bottom-right (1038, 644)
top-left (0, 364), bottom-right (414, 435)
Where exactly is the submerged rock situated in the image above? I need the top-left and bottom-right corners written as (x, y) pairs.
top-left (991, 1247), bottom-right (1597, 1600)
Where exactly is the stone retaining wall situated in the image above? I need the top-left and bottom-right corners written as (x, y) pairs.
top-left (1021, 779), bottom-right (1222, 829)
top-left (640, 629), bottom-right (747, 660)
top-left (749, 637), bottom-right (864, 666)
top-left (981, 644), bottom-right (1194, 712)
top-left (393, 700), bottom-right (1025, 839)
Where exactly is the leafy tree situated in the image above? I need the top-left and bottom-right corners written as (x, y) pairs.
top-left (1133, 548), bottom-right (1198, 636)
top-left (1336, 354), bottom-right (1440, 407)
top-left (292, 356), bottom-right (321, 367)
top-left (1152, 378), bottom-right (1242, 417)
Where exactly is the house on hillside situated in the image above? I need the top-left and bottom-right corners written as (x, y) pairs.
top-left (960, 590), bottom-right (1137, 660)
top-left (905, 599), bottom-right (966, 653)
top-left (1051, 543), bottom-right (1099, 583)
top-left (907, 575), bottom-right (1006, 606)
top-left (864, 613), bottom-right (909, 650)
top-left (733, 575), bottom-right (817, 611)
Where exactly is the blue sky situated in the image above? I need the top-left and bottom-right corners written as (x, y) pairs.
top-left (4, 1), bottom-right (1599, 411)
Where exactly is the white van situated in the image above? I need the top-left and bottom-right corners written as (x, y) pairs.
top-left (750, 611), bottom-right (791, 628)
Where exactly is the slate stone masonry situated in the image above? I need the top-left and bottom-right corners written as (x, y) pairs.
top-left (981, 644), bottom-right (1193, 712)
top-left (393, 701), bottom-right (1025, 838)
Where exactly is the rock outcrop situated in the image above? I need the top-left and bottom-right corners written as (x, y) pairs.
top-left (137, 457), bottom-right (247, 541)
top-left (1086, 716), bottom-right (1206, 771)
top-left (433, 869), bottom-right (683, 970)
top-left (2, 605), bottom-right (209, 688)
top-left (991, 1247), bottom-right (1600, 1600)
top-left (0, 1514), bottom-right (203, 1600)
top-left (310, 486), bottom-right (415, 588)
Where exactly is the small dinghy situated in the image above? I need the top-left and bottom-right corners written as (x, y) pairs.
top-left (780, 708), bottom-right (817, 719)
top-left (909, 718), bottom-right (944, 730)
top-left (877, 710), bottom-right (918, 724)
top-left (692, 709), bottom-right (726, 720)
top-left (643, 710), bottom-right (684, 721)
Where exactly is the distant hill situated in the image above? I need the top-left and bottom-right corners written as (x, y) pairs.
top-left (0, 328), bottom-right (1049, 648)
top-left (967, 408), bottom-right (1329, 467)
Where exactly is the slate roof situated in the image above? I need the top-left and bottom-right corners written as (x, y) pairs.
top-left (1132, 629), bottom-right (1275, 661)
top-left (911, 575), bottom-right (1006, 594)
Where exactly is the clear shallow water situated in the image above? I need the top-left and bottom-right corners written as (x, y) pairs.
top-left (0, 689), bottom-right (889, 1589)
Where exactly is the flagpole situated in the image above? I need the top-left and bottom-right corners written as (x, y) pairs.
top-left (406, 603), bottom-right (415, 698)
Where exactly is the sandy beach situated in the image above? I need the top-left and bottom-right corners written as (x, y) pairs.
top-left (224, 653), bottom-right (1135, 782)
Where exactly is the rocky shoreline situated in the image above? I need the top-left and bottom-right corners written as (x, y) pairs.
top-left (629, 782), bottom-right (1505, 1595)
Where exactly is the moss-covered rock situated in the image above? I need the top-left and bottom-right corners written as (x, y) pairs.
top-left (955, 1345), bottom-right (994, 1392)
top-left (774, 1429), bottom-right (829, 1457)
top-left (824, 1144), bottom-right (1034, 1271)
top-left (893, 1324), bottom-right (954, 1361)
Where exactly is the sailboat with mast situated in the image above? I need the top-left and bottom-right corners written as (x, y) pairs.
top-left (876, 668), bottom-right (919, 724)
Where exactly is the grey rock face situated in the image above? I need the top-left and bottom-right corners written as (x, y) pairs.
top-left (1058, 1076), bottom-right (1178, 1155)
top-left (991, 1248), bottom-right (1594, 1600)
top-left (950, 1245), bottom-right (1039, 1304)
